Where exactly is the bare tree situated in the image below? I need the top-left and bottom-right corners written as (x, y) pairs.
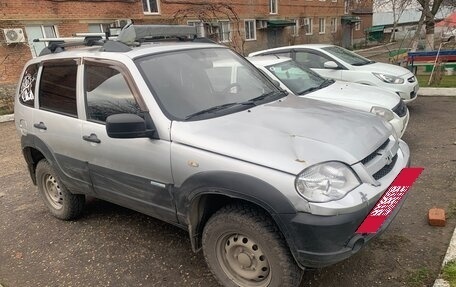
top-left (374, 0), bottom-right (414, 42)
top-left (414, 0), bottom-right (445, 50)
top-left (167, 1), bottom-right (245, 54)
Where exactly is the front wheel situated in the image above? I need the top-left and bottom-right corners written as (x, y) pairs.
top-left (35, 159), bottom-right (85, 220)
top-left (202, 204), bottom-right (303, 287)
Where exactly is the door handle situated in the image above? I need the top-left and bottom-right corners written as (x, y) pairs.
top-left (82, 133), bottom-right (101, 144)
top-left (33, 122), bottom-right (47, 130)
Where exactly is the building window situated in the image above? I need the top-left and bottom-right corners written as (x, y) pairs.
top-left (269, 0), bottom-right (278, 14)
top-left (330, 18), bottom-right (337, 33)
top-left (303, 18), bottom-right (313, 35)
top-left (219, 21), bottom-right (231, 42)
top-left (292, 19), bottom-right (299, 36)
top-left (355, 22), bottom-right (361, 31)
top-left (244, 20), bottom-right (256, 41)
top-left (187, 21), bottom-right (205, 37)
top-left (319, 18), bottom-right (326, 34)
top-left (142, 0), bottom-right (159, 14)
top-left (88, 23), bottom-right (111, 33)
top-left (25, 25), bottom-right (58, 57)
top-left (332, 0), bottom-right (337, 2)
top-left (344, 0), bottom-right (349, 14)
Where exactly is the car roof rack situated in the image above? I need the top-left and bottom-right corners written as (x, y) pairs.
top-left (34, 24), bottom-right (213, 56)
top-left (117, 24), bottom-right (198, 45)
top-left (35, 36), bottom-right (106, 56)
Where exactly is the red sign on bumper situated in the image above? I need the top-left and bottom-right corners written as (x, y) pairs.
top-left (356, 167), bottom-right (424, 234)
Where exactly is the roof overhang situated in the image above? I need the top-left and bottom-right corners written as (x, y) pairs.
top-left (366, 25), bottom-right (385, 33)
top-left (341, 16), bottom-right (361, 24)
top-left (267, 20), bottom-right (296, 28)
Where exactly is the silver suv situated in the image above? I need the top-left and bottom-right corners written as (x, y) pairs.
top-left (15, 25), bottom-right (410, 287)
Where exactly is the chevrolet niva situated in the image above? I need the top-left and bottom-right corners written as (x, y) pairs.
top-left (15, 25), bottom-right (410, 287)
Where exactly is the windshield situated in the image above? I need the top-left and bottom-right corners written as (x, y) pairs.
top-left (136, 48), bottom-right (281, 120)
top-left (265, 60), bottom-right (332, 95)
top-left (322, 46), bottom-right (374, 66)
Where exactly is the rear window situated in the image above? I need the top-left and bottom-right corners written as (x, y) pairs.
top-left (39, 60), bottom-right (78, 117)
top-left (19, 64), bottom-right (39, 108)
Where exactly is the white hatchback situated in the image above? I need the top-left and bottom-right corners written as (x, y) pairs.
top-left (248, 56), bottom-right (409, 138)
top-left (249, 44), bottom-right (419, 103)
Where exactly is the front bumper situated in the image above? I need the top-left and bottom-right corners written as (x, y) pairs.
top-left (277, 141), bottom-right (411, 268)
top-left (398, 82), bottom-right (419, 104)
top-left (390, 109), bottom-right (410, 138)
top-left (278, 194), bottom-right (406, 268)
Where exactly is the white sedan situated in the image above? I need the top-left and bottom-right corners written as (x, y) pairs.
top-left (249, 44), bottom-right (419, 103)
top-left (248, 56), bottom-right (409, 138)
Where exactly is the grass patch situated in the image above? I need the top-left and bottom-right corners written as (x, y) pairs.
top-left (447, 203), bottom-right (456, 219)
top-left (0, 97), bottom-right (14, 115)
top-left (417, 74), bottom-right (456, 88)
top-left (407, 267), bottom-right (432, 287)
top-left (0, 108), bottom-right (13, 116)
top-left (443, 260), bottom-right (456, 286)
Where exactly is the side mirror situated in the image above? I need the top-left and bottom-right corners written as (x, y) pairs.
top-left (323, 61), bottom-right (339, 69)
top-left (106, 113), bottom-right (155, 139)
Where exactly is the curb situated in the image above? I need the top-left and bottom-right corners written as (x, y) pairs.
top-left (0, 114), bottom-right (14, 123)
top-left (433, 225), bottom-right (456, 287)
top-left (418, 88), bottom-right (456, 97)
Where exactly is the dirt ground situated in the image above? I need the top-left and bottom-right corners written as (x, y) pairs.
top-left (0, 96), bottom-right (455, 287)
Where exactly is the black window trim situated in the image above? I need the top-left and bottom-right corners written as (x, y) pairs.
top-left (38, 58), bottom-right (80, 118)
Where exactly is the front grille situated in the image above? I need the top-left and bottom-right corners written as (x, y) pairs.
top-left (408, 76), bottom-right (416, 83)
top-left (392, 100), bottom-right (407, 117)
top-left (373, 155), bottom-right (398, 180)
top-left (361, 139), bottom-right (390, 165)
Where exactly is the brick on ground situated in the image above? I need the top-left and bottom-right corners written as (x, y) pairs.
top-left (428, 208), bottom-right (446, 227)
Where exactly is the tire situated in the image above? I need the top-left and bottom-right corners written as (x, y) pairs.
top-left (35, 159), bottom-right (85, 220)
top-left (202, 204), bottom-right (303, 287)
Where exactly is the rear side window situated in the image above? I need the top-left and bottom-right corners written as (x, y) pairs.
top-left (19, 64), bottom-right (39, 107)
top-left (39, 60), bottom-right (78, 116)
top-left (84, 62), bottom-right (142, 123)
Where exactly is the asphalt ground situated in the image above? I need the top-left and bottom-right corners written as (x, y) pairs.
top-left (0, 96), bottom-right (455, 287)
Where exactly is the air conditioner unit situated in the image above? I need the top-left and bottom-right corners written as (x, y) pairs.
top-left (114, 19), bottom-right (133, 28)
top-left (257, 20), bottom-right (268, 29)
top-left (3, 28), bottom-right (25, 44)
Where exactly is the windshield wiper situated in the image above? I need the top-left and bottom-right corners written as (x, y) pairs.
top-left (185, 103), bottom-right (240, 120)
top-left (240, 90), bottom-right (287, 105)
top-left (297, 79), bottom-right (334, 95)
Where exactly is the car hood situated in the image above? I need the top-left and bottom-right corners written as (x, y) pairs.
top-left (352, 62), bottom-right (412, 77)
top-left (171, 96), bottom-right (392, 175)
top-left (305, 81), bottom-right (401, 111)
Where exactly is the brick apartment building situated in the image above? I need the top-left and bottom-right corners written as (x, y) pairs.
top-left (0, 0), bottom-right (372, 108)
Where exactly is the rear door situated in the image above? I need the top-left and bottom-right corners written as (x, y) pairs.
top-left (32, 59), bottom-right (93, 194)
top-left (80, 59), bottom-right (176, 223)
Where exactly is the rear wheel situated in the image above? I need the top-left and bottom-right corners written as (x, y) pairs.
top-left (36, 159), bottom-right (85, 220)
top-left (202, 204), bottom-right (303, 287)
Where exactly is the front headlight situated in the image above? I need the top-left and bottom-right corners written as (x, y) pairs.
top-left (295, 162), bottom-right (361, 202)
top-left (370, 106), bottom-right (395, 122)
top-left (373, 72), bottom-right (405, 84)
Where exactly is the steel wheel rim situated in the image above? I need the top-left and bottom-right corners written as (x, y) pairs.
top-left (43, 174), bottom-right (63, 210)
top-left (216, 233), bottom-right (272, 287)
